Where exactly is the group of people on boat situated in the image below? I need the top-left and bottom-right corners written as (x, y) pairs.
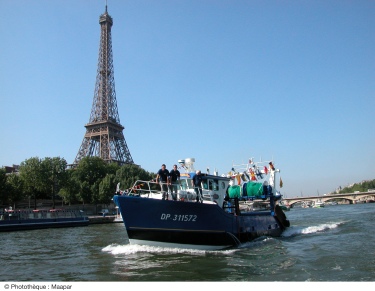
top-left (156, 164), bottom-right (204, 202)
top-left (113, 164), bottom-right (183, 198)
top-left (156, 164), bottom-right (178, 200)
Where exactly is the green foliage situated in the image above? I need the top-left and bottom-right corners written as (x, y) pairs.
top-left (0, 169), bottom-right (25, 207)
top-left (58, 169), bottom-right (80, 205)
top-left (99, 174), bottom-right (116, 205)
top-left (79, 181), bottom-right (92, 205)
top-left (0, 168), bottom-right (9, 205)
top-left (18, 156), bottom-right (69, 209)
top-left (115, 164), bottom-right (154, 191)
top-left (106, 162), bottom-right (120, 176)
top-left (338, 179), bottom-right (375, 194)
top-left (41, 157), bottom-right (68, 208)
top-left (0, 168), bottom-right (8, 205)
top-left (5, 173), bottom-right (24, 206)
top-left (3, 155), bottom-right (156, 208)
top-left (73, 157), bottom-right (108, 204)
top-left (19, 157), bottom-right (43, 208)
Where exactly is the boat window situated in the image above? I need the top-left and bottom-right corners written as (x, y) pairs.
top-left (203, 181), bottom-right (208, 189)
top-left (208, 179), bottom-right (219, 191)
top-left (180, 179), bottom-right (190, 190)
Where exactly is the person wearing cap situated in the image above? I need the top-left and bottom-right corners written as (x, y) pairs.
top-left (156, 164), bottom-right (170, 200)
top-left (192, 170), bottom-right (203, 203)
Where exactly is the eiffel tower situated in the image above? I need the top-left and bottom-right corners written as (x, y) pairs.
top-left (74, 5), bottom-right (134, 166)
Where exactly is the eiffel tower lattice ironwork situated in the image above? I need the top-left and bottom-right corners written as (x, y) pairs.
top-left (74, 6), bottom-right (133, 166)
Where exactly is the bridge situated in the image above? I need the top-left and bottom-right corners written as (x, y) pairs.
top-left (283, 191), bottom-right (375, 207)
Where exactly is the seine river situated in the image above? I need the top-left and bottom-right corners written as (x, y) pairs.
top-left (1, 203), bottom-right (374, 285)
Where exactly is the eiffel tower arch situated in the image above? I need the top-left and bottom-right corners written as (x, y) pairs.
top-left (74, 5), bottom-right (134, 166)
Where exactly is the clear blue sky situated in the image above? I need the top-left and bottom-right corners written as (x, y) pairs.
top-left (1, 0), bottom-right (374, 198)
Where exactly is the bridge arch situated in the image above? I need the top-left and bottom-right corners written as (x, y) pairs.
top-left (283, 191), bottom-right (375, 207)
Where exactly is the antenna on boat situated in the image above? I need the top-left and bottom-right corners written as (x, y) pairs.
top-left (178, 158), bottom-right (195, 172)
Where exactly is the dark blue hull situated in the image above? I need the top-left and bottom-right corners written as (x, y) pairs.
top-left (114, 195), bottom-right (286, 250)
top-left (0, 218), bottom-right (89, 232)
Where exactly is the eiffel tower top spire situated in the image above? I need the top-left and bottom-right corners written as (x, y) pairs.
top-left (100, 2), bottom-right (112, 26)
top-left (89, 4), bottom-right (117, 125)
top-left (73, 4), bottom-right (134, 166)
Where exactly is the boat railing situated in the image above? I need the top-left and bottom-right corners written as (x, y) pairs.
top-left (222, 198), bottom-right (240, 215)
top-left (127, 180), bottom-right (169, 197)
top-left (129, 180), bottom-right (197, 201)
top-left (223, 198), bottom-right (272, 215)
top-left (126, 180), bottom-right (218, 203)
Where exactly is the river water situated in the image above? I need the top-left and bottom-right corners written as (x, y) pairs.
top-left (1, 203), bottom-right (374, 284)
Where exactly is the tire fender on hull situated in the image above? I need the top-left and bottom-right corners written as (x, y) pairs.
top-left (274, 205), bottom-right (290, 229)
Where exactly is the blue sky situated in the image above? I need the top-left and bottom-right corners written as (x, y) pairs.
top-left (1, 0), bottom-right (374, 198)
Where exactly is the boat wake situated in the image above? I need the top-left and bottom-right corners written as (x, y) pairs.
top-left (102, 243), bottom-right (237, 255)
top-left (281, 221), bottom-right (345, 237)
top-left (102, 236), bottom-right (279, 255)
top-left (236, 236), bottom-right (275, 249)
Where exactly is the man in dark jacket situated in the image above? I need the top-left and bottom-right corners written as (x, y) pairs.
top-left (169, 164), bottom-right (180, 201)
top-left (156, 164), bottom-right (169, 200)
top-left (192, 170), bottom-right (203, 203)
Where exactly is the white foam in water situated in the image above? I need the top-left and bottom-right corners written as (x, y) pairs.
top-left (102, 222), bottom-right (344, 254)
top-left (281, 221), bottom-right (344, 237)
top-left (237, 236), bottom-right (274, 249)
top-left (102, 243), bottom-right (237, 255)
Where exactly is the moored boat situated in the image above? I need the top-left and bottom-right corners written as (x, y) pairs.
top-left (313, 201), bottom-right (325, 208)
top-left (114, 157), bottom-right (290, 250)
top-left (0, 208), bottom-right (89, 232)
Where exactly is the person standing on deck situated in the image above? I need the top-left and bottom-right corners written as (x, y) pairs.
top-left (192, 170), bottom-right (203, 203)
top-left (156, 164), bottom-right (170, 200)
top-left (169, 164), bottom-right (180, 201)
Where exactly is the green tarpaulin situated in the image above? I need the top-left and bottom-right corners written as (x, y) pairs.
top-left (246, 182), bottom-right (263, 197)
top-left (228, 185), bottom-right (242, 198)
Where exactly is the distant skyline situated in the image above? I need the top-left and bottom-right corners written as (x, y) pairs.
top-left (0, 0), bottom-right (374, 198)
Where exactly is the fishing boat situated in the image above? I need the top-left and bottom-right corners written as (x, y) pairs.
top-left (0, 208), bottom-right (89, 232)
top-left (113, 158), bottom-right (290, 250)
